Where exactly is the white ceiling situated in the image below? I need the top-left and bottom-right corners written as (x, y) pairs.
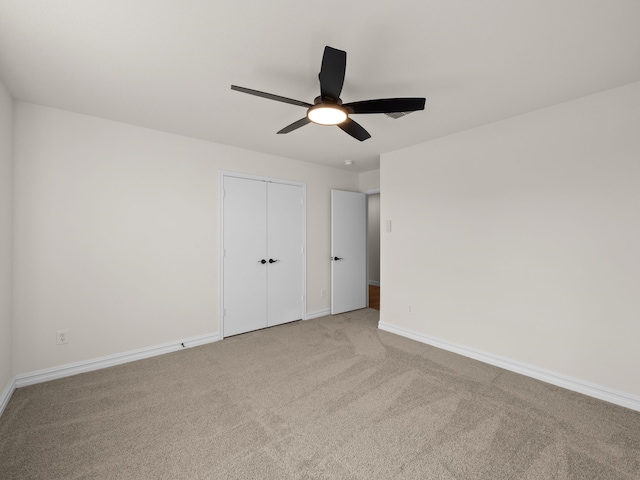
top-left (1, 1), bottom-right (639, 173)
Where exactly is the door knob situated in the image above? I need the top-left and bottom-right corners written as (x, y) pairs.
top-left (332, 256), bottom-right (343, 261)
top-left (259, 259), bottom-right (267, 264)
top-left (269, 258), bottom-right (279, 263)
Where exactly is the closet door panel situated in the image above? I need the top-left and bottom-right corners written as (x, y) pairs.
top-left (267, 182), bottom-right (304, 326)
top-left (222, 176), bottom-right (268, 336)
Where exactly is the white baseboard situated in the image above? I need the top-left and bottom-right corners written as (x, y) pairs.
top-left (305, 308), bottom-right (331, 320)
top-left (182, 333), bottom-right (220, 348)
top-left (368, 281), bottom-right (380, 287)
top-left (14, 333), bottom-right (220, 389)
top-left (378, 322), bottom-right (640, 412)
top-left (0, 377), bottom-right (17, 418)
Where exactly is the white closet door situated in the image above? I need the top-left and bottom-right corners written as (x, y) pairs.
top-left (222, 176), bottom-right (268, 337)
top-left (267, 182), bottom-right (304, 326)
top-left (331, 189), bottom-right (367, 314)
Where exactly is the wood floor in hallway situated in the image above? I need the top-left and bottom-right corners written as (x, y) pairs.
top-left (368, 284), bottom-right (380, 310)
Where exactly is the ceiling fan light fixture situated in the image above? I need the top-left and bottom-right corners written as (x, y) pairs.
top-left (307, 104), bottom-right (348, 125)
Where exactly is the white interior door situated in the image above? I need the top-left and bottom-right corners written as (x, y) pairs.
top-left (331, 190), bottom-right (367, 314)
top-left (223, 176), bottom-right (268, 336)
top-left (267, 182), bottom-right (304, 326)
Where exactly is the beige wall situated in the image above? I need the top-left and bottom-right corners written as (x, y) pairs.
top-left (12, 102), bottom-right (358, 374)
top-left (359, 169), bottom-right (380, 192)
top-left (381, 82), bottom-right (640, 398)
top-left (0, 79), bottom-right (12, 398)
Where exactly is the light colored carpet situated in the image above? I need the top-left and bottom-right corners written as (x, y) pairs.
top-left (1, 309), bottom-right (639, 479)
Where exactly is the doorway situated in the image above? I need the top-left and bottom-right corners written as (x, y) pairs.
top-left (367, 193), bottom-right (380, 310)
top-left (329, 189), bottom-right (381, 313)
top-left (331, 190), bottom-right (367, 314)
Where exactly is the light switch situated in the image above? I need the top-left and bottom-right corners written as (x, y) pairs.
top-left (386, 220), bottom-right (392, 232)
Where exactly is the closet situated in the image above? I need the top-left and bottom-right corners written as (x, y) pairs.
top-left (221, 174), bottom-right (305, 337)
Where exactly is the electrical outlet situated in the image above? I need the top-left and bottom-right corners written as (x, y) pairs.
top-left (56, 329), bottom-right (68, 345)
top-left (321, 289), bottom-right (326, 298)
top-left (408, 304), bottom-right (412, 313)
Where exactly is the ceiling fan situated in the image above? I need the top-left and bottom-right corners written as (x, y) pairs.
top-left (231, 46), bottom-right (426, 141)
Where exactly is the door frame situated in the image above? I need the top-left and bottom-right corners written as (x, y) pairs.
top-left (219, 171), bottom-right (307, 339)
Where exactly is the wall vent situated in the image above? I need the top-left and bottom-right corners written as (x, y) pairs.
top-left (384, 111), bottom-right (413, 119)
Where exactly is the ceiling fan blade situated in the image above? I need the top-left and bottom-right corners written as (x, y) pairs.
top-left (338, 118), bottom-right (371, 141)
top-left (344, 98), bottom-right (426, 114)
top-left (231, 85), bottom-right (312, 108)
top-left (319, 46), bottom-right (347, 100)
top-left (277, 117), bottom-right (311, 134)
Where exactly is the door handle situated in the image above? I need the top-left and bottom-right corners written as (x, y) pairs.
top-left (332, 256), bottom-right (343, 261)
top-left (259, 259), bottom-right (267, 264)
top-left (269, 258), bottom-right (279, 263)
